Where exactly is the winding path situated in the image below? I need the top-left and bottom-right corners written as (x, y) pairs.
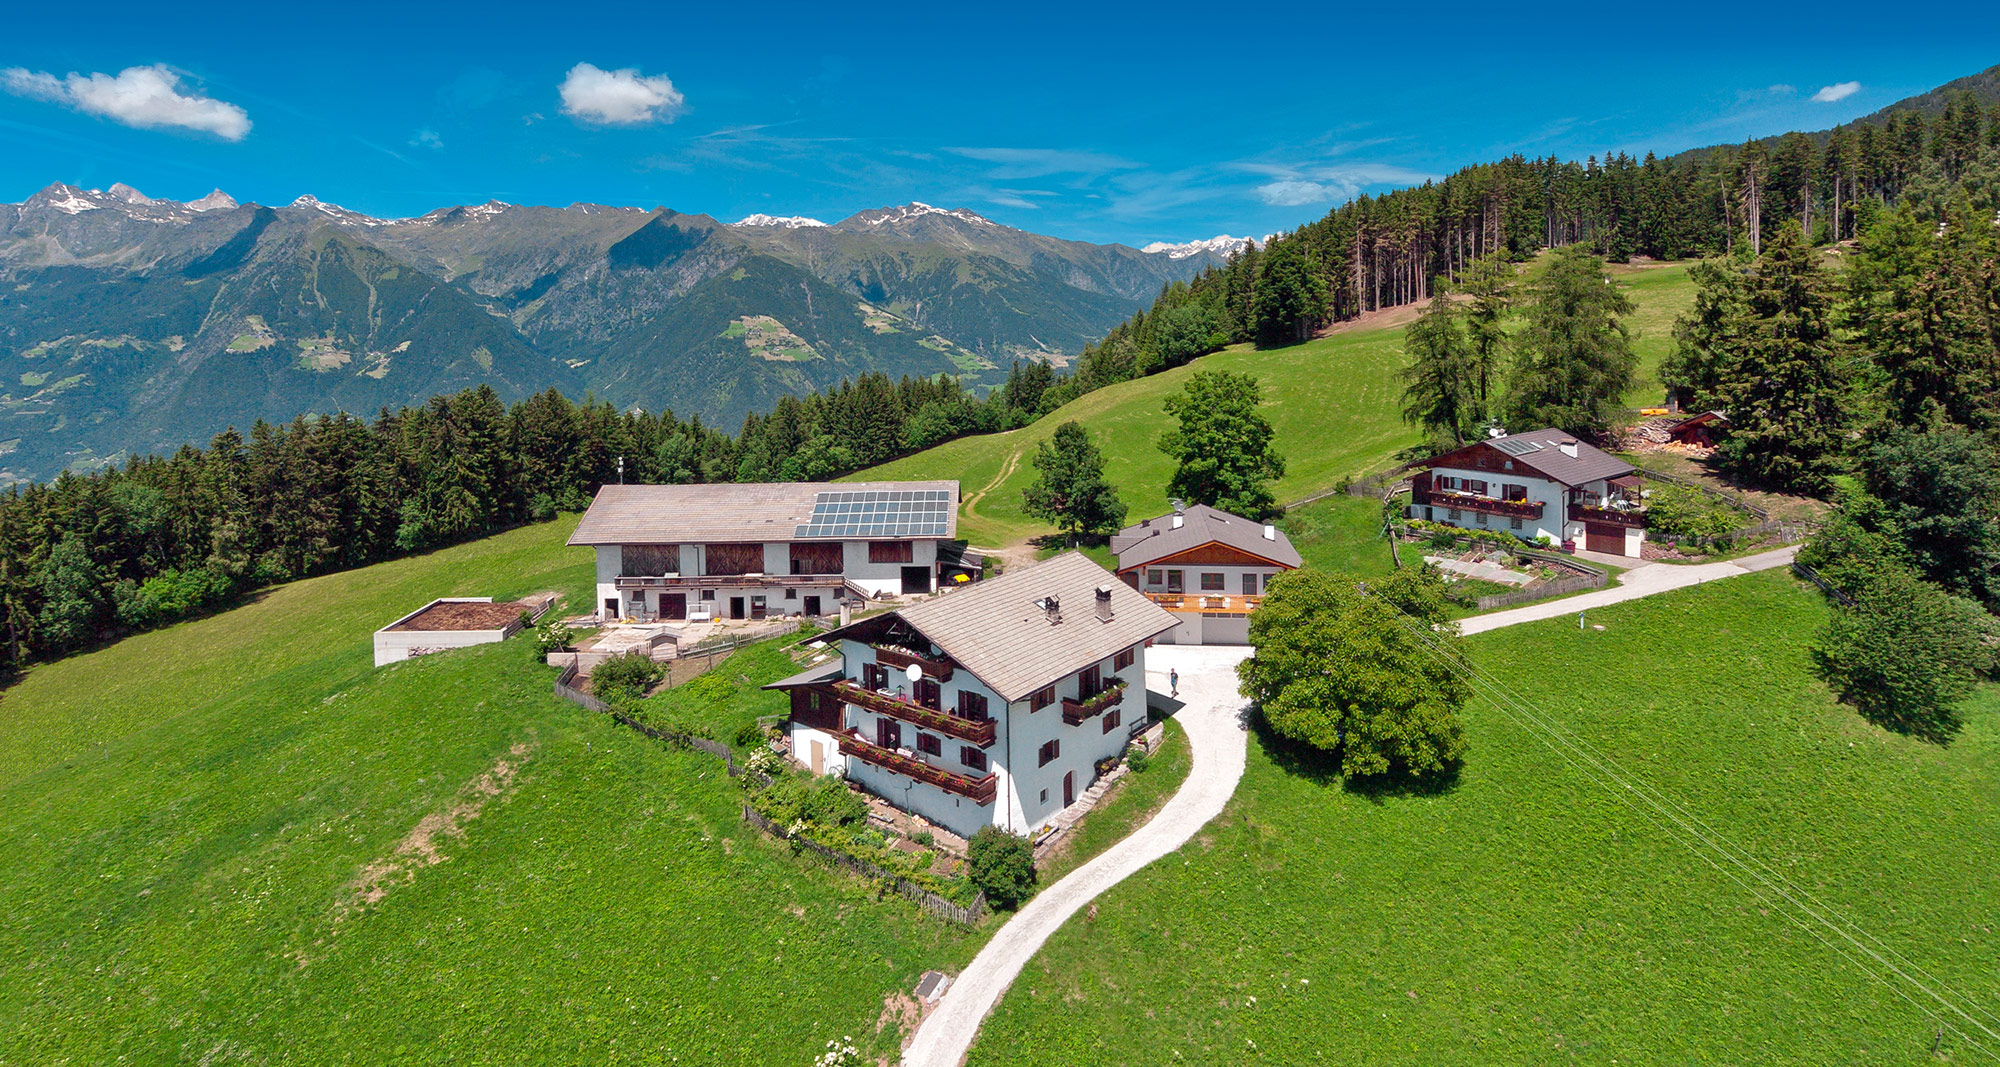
top-left (901, 645), bottom-right (1252, 1067)
top-left (1459, 545), bottom-right (1800, 635)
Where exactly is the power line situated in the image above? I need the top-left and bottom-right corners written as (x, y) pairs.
top-left (1369, 600), bottom-right (2000, 1060)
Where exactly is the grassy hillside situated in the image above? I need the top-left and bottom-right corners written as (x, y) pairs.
top-left (968, 571), bottom-right (2000, 1064)
top-left (857, 260), bottom-right (1694, 548)
top-left (0, 519), bottom-right (978, 1064)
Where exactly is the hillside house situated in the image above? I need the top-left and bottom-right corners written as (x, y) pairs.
top-left (765, 552), bottom-right (1178, 840)
top-left (1409, 428), bottom-right (1648, 557)
top-left (1110, 503), bottom-right (1301, 644)
top-left (567, 481), bottom-right (962, 622)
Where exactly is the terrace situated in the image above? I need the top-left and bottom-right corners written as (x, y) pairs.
top-left (1145, 593), bottom-right (1260, 615)
top-left (1568, 502), bottom-right (1648, 527)
top-left (836, 730), bottom-right (998, 804)
top-left (828, 680), bottom-right (995, 746)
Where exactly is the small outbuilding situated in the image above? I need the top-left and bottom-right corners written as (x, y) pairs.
top-left (1667, 410), bottom-right (1729, 448)
top-left (373, 595), bottom-right (555, 667)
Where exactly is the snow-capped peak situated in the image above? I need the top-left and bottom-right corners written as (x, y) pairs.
top-left (858, 202), bottom-right (992, 227)
top-left (187, 189), bottom-right (237, 212)
top-left (466, 200), bottom-right (510, 219)
top-left (288, 194), bottom-right (385, 225)
top-left (733, 213), bottom-right (828, 228)
top-left (107, 182), bottom-right (155, 205)
top-left (1141, 234), bottom-right (1255, 259)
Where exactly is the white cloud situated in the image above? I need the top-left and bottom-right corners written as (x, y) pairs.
top-left (2, 64), bottom-right (251, 140)
top-left (945, 147), bottom-right (1141, 179)
top-left (1256, 180), bottom-right (1335, 207)
top-left (558, 63), bottom-right (684, 125)
top-left (410, 128), bottom-right (443, 150)
top-left (1813, 81), bottom-right (1860, 103)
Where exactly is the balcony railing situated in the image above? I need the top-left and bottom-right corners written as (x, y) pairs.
top-left (1062, 678), bottom-right (1129, 726)
top-left (871, 644), bottom-right (955, 682)
top-left (1414, 488), bottom-right (1545, 520)
top-left (836, 730), bottom-right (997, 804)
top-left (1147, 593), bottom-right (1261, 614)
top-left (615, 573), bottom-right (849, 590)
top-left (1568, 503), bottom-right (1648, 528)
top-left (829, 680), bottom-right (995, 746)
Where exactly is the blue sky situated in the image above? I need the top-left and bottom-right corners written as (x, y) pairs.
top-left (3, 2), bottom-right (1997, 247)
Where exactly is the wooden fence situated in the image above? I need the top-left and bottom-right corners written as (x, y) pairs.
top-left (1474, 575), bottom-right (1605, 611)
top-left (740, 806), bottom-right (988, 926)
top-left (1791, 561), bottom-right (1857, 607)
top-left (553, 660), bottom-right (743, 773)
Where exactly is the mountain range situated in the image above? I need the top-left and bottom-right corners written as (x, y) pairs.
top-left (0, 188), bottom-right (1236, 482)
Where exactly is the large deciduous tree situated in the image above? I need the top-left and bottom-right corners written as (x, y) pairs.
top-left (1021, 420), bottom-right (1128, 543)
top-left (1158, 371), bottom-right (1286, 519)
top-left (1502, 247), bottom-right (1637, 439)
top-left (1238, 567), bottom-right (1468, 781)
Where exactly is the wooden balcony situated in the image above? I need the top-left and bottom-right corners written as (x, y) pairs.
top-left (1414, 488), bottom-right (1545, 520)
top-left (1147, 593), bottom-right (1261, 615)
top-left (1062, 679), bottom-right (1128, 726)
top-left (871, 644), bottom-right (955, 682)
top-left (1569, 503), bottom-right (1648, 528)
top-left (829, 680), bottom-right (995, 746)
top-left (836, 730), bottom-right (998, 804)
top-left (615, 573), bottom-right (848, 590)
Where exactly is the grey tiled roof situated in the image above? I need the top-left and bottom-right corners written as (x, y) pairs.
top-left (1110, 504), bottom-right (1302, 571)
top-left (888, 552), bottom-right (1179, 703)
top-left (1468, 428), bottom-right (1634, 487)
top-left (566, 481), bottom-right (959, 545)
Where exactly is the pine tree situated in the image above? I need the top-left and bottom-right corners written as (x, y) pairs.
top-left (1502, 247), bottom-right (1637, 438)
top-left (1710, 227), bottom-right (1846, 491)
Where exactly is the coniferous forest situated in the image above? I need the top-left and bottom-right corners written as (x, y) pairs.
top-left (4, 89), bottom-right (1999, 672)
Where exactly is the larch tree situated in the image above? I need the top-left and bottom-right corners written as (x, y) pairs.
top-left (1399, 293), bottom-right (1480, 447)
top-left (1458, 252), bottom-right (1515, 412)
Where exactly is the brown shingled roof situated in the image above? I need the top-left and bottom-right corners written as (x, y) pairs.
top-left (1110, 504), bottom-right (1302, 572)
top-left (566, 480), bottom-right (959, 546)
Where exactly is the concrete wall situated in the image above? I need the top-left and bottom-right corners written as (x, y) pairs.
top-left (372, 597), bottom-right (520, 668)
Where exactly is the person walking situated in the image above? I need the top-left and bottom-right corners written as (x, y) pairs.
top-left (1169, 668), bottom-right (1179, 698)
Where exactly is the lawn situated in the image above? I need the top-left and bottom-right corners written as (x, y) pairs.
top-left (1037, 718), bottom-right (1192, 887)
top-left (966, 570), bottom-right (2000, 1064)
top-left (0, 519), bottom-right (980, 1064)
top-left (857, 260), bottom-right (1696, 550)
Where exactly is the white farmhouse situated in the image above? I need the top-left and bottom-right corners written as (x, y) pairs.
top-left (766, 552), bottom-right (1178, 841)
top-left (566, 481), bottom-right (967, 621)
top-left (1408, 427), bottom-right (1648, 557)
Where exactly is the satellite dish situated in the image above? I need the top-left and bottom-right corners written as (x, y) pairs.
top-left (904, 662), bottom-right (924, 684)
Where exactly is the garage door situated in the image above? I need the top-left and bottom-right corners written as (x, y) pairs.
top-left (1584, 522), bottom-right (1623, 554)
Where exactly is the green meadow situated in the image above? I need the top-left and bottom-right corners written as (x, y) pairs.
top-left (967, 570), bottom-right (2000, 1064)
top-left (0, 519), bottom-right (980, 1065)
top-left (858, 258), bottom-right (1696, 549)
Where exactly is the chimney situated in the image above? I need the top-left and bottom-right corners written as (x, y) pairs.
top-left (1263, 524), bottom-right (1276, 541)
top-left (1559, 439), bottom-right (1579, 459)
top-left (1094, 585), bottom-right (1115, 623)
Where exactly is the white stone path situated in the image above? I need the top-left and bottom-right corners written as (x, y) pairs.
top-left (900, 645), bottom-right (1251, 1067)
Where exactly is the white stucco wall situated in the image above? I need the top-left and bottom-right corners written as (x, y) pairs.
top-left (808, 636), bottom-right (1148, 840)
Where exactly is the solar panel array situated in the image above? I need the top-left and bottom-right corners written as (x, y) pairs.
top-left (1494, 437), bottom-right (1545, 456)
top-left (795, 489), bottom-right (953, 539)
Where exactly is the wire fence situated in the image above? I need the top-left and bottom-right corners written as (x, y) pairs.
top-left (1791, 561), bottom-right (1857, 607)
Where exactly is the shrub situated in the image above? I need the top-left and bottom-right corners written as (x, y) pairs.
top-left (732, 722), bottom-right (767, 750)
top-left (911, 830), bottom-right (935, 847)
top-left (753, 770), bottom-right (866, 830)
top-left (591, 650), bottom-right (664, 705)
top-left (1814, 568), bottom-right (1990, 743)
top-left (968, 826), bottom-right (1037, 908)
top-left (1126, 747), bottom-right (1152, 773)
top-left (1644, 482), bottom-right (1742, 540)
top-left (534, 618), bottom-right (574, 656)
top-left (111, 565), bottom-right (231, 630)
